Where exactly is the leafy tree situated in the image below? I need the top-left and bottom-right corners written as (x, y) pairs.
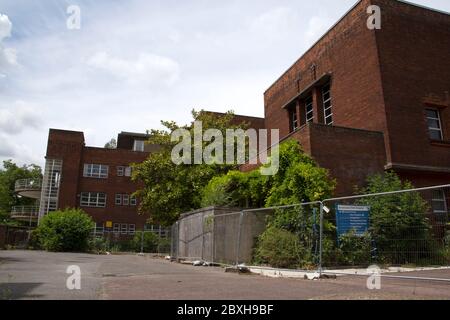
top-left (104, 138), bottom-right (117, 149)
top-left (34, 208), bottom-right (95, 252)
top-left (0, 160), bottom-right (42, 225)
top-left (133, 110), bottom-right (250, 226)
top-left (356, 172), bottom-right (436, 265)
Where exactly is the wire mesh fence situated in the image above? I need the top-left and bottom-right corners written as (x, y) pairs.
top-left (171, 184), bottom-right (450, 276)
top-left (90, 227), bottom-right (171, 254)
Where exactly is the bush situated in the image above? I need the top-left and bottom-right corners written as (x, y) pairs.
top-left (35, 208), bottom-right (95, 252)
top-left (131, 231), bottom-right (160, 253)
top-left (336, 230), bottom-right (372, 266)
top-left (254, 226), bottom-right (311, 269)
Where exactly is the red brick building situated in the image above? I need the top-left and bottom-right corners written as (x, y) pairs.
top-left (37, 129), bottom-right (152, 233)
top-left (258, 0), bottom-right (450, 196)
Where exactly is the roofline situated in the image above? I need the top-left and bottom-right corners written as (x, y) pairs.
top-left (264, 0), bottom-right (450, 95)
top-left (118, 131), bottom-right (150, 138)
top-left (201, 110), bottom-right (265, 120)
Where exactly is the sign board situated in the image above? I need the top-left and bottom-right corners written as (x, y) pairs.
top-left (105, 221), bottom-right (113, 228)
top-left (336, 205), bottom-right (370, 238)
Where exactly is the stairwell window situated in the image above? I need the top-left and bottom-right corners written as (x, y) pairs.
top-left (289, 106), bottom-right (299, 132)
top-left (426, 109), bottom-right (443, 141)
top-left (322, 83), bottom-right (333, 125)
top-left (305, 96), bottom-right (314, 123)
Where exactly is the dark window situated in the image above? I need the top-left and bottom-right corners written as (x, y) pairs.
top-left (426, 109), bottom-right (443, 140)
top-left (289, 106), bottom-right (299, 132)
top-left (322, 83), bottom-right (333, 125)
top-left (305, 96), bottom-right (314, 123)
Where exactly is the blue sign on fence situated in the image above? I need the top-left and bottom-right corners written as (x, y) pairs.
top-left (336, 205), bottom-right (370, 239)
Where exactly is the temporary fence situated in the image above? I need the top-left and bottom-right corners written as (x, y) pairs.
top-left (90, 226), bottom-right (171, 254)
top-left (171, 184), bottom-right (450, 279)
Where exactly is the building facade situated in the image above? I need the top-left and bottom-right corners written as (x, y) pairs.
top-left (257, 0), bottom-right (450, 196)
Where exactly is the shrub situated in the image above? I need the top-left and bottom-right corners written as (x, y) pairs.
top-left (254, 226), bottom-right (311, 269)
top-left (336, 230), bottom-right (372, 266)
top-left (35, 208), bottom-right (95, 252)
top-left (131, 231), bottom-right (160, 253)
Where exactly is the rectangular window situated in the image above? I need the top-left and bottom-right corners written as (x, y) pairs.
top-left (80, 192), bottom-right (107, 207)
top-left (133, 140), bottom-right (145, 152)
top-left (426, 109), bottom-right (443, 141)
top-left (121, 224), bottom-right (128, 234)
top-left (289, 107), bottom-right (298, 132)
top-left (123, 194), bottom-right (130, 206)
top-left (128, 224), bottom-right (136, 235)
top-left (83, 164), bottom-right (109, 179)
top-left (305, 96), bottom-right (314, 123)
top-left (130, 195), bottom-right (137, 206)
top-left (125, 167), bottom-right (132, 177)
top-left (117, 166), bottom-right (125, 177)
top-left (113, 223), bottom-right (120, 233)
top-left (432, 190), bottom-right (447, 214)
top-left (115, 194), bottom-right (122, 205)
top-left (322, 83), bottom-right (333, 125)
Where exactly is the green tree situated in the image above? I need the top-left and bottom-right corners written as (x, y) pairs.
top-left (104, 138), bottom-right (117, 149)
top-left (133, 110), bottom-right (250, 226)
top-left (0, 160), bottom-right (42, 225)
top-left (356, 172), bottom-right (436, 265)
top-left (34, 208), bottom-right (95, 252)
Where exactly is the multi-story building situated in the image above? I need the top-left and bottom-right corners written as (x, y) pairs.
top-left (248, 0), bottom-right (450, 197)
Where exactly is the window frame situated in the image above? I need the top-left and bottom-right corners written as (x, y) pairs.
top-left (130, 195), bottom-right (137, 206)
top-left (115, 194), bottom-right (122, 205)
top-left (305, 95), bottom-right (314, 123)
top-left (128, 224), bottom-right (136, 235)
top-left (121, 224), bottom-right (128, 235)
top-left (113, 223), bottom-right (120, 234)
top-left (122, 194), bottom-right (130, 206)
top-left (133, 140), bottom-right (145, 152)
top-left (80, 192), bottom-right (107, 208)
top-left (289, 106), bottom-right (299, 132)
top-left (322, 83), bottom-right (333, 125)
top-left (117, 166), bottom-right (125, 177)
top-left (426, 109), bottom-right (443, 141)
top-left (432, 190), bottom-right (447, 214)
top-left (83, 164), bottom-right (109, 179)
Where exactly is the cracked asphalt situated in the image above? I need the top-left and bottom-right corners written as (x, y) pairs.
top-left (1, 250), bottom-right (449, 300)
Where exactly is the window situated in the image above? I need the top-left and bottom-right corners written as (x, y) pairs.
top-left (123, 194), bottom-right (130, 206)
top-left (426, 109), bottom-right (443, 141)
top-left (130, 195), bottom-right (137, 206)
top-left (432, 190), bottom-right (447, 214)
top-left (117, 166), bottom-right (125, 176)
top-left (125, 167), bottom-right (132, 177)
top-left (121, 224), bottom-right (128, 234)
top-left (115, 194), bottom-right (122, 205)
top-left (128, 224), bottom-right (136, 235)
top-left (133, 140), bottom-right (145, 152)
top-left (113, 223), bottom-right (120, 233)
top-left (80, 192), bottom-right (106, 207)
top-left (83, 164), bottom-right (109, 178)
top-left (305, 96), bottom-right (314, 123)
top-left (322, 83), bottom-right (333, 125)
top-left (289, 107), bottom-right (298, 132)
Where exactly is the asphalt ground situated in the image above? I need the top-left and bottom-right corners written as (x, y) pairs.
top-left (1, 250), bottom-right (449, 300)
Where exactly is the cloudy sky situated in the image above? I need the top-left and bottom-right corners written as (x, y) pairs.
top-left (0, 0), bottom-right (449, 168)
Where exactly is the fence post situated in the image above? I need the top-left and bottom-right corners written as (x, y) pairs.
top-left (319, 202), bottom-right (324, 276)
top-left (140, 230), bottom-right (144, 254)
top-left (235, 211), bottom-right (244, 266)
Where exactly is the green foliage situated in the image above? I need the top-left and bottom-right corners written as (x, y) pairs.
top-left (201, 139), bottom-right (335, 209)
top-left (336, 230), bottom-right (372, 266)
top-left (131, 231), bottom-right (160, 253)
top-left (35, 208), bottom-right (95, 252)
top-left (133, 110), bottom-right (249, 226)
top-left (104, 138), bottom-right (117, 149)
top-left (356, 172), bottom-right (435, 264)
top-left (0, 160), bottom-right (42, 225)
top-left (254, 226), bottom-right (307, 269)
top-left (201, 170), bottom-right (270, 208)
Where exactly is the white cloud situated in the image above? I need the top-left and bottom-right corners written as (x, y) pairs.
top-left (0, 101), bottom-right (43, 135)
top-left (86, 52), bottom-right (180, 87)
top-left (250, 7), bottom-right (298, 36)
top-left (0, 14), bottom-right (17, 75)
